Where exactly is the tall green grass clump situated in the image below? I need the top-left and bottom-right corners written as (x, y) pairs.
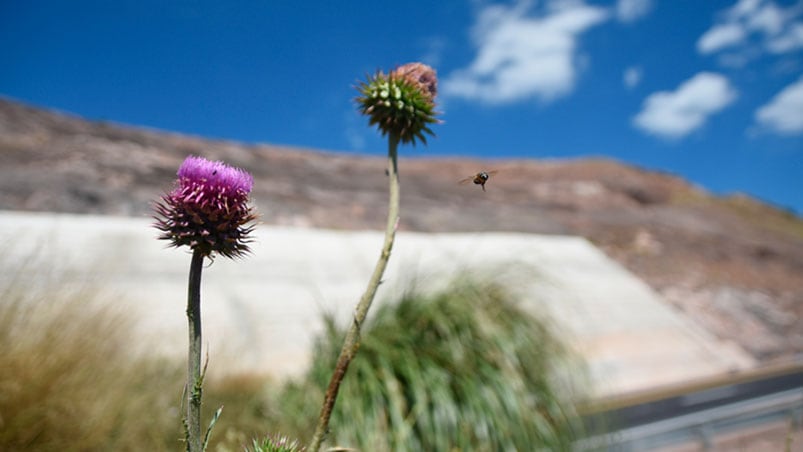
top-left (282, 277), bottom-right (586, 451)
top-left (0, 272), bottom-right (183, 451)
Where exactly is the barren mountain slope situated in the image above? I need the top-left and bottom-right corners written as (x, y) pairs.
top-left (1, 98), bottom-right (801, 362)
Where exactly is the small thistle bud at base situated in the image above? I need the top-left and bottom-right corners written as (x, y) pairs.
top-left (153, 155), bottom-right (257, 259)
top-left (356, 62), bottom-right (441, 145)
top-left (251, 433), bottom-right (305, 452)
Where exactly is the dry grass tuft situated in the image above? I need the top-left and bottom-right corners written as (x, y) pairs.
top-left (0, 271), bottom-right (183, 451)
top-left (0, 257), bottom-right (295, 451)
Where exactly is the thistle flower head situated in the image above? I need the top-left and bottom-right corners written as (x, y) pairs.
top-left (153, 155), bottom-right (257, 259)
top-left (356, 62), bottom-right (440, 145)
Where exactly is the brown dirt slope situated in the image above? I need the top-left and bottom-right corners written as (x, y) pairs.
top-left (1, 97), bottom-right (801, 362)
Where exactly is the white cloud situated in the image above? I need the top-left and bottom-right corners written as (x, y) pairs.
top-left (698, 0), bottom-right (803, 60)
top-left (633, 72), bottom-right (738, 139)
top-left (623, 66), bottom-right (642, 89)
top-left (728, 0), bottom-right (762, 19)
top-left (755, 75), bottom-right (803, 134)
top-left (616, 0), bottom-right (653, 23)
top-left (767, 22), bottom-right (803, 53)
top-left (697, 24), bottom-right (747, 54)
top-left (746, 2), bottom-right (784, 35)
top-left (441, 0), bottom-right (609, 105)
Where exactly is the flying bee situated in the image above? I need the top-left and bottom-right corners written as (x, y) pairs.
top-left (458, 170), bottom-right (498, 192)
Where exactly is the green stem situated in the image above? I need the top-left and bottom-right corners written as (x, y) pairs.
top-left (307, 133), bottom-right (401, 452)
top-left (186, 249), bottom-right (204, 452)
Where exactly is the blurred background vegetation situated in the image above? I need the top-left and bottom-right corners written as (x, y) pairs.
top-left (1, 261), bottom-right (590, 451)
top-left (0, 261), bottom-right (183, 451)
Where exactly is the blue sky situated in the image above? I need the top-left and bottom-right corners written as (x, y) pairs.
top-left (2, 0), bottom-right (802, 212)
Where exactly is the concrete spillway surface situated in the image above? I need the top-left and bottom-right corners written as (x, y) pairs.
top-left (0, 211), bottom-right (754, 397)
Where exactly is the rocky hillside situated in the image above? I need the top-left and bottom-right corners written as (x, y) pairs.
top-left (1, 97), bottom-right (801, 363)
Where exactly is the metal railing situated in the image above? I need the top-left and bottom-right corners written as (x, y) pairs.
top-left (577, 361), bottom-right (803, 451)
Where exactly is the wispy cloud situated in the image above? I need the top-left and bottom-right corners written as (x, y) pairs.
top-left (754, 75), bottom-right (803, 134)
top-left (697, 0), bottom-right (803, 62)
top-left (697, 23), bottom-right (747, 54)
top-left (633, 72), bottom-right (738, 139)
top-left (623, 66), bottom-right (643, 89)
top-left (616, 0), bottom-right (653, 23)
top-left (441, 0), bottom-right (609, 105)
top-left (766, 22), bottom-right (803, 53)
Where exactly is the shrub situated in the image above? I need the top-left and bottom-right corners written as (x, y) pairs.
top-left (282, 277), bottom-right (586, 451)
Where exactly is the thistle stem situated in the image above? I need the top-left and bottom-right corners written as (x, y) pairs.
top-left (307, 133), bottom-right (401, 452)
top-left (186, 249), bottom-right (204, 452)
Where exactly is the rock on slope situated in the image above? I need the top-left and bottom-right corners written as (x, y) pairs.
top-left (1, 97), bottom-right (801, 362)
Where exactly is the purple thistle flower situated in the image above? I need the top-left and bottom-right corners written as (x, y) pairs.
top-left (153, 155), bottom-right (257, 259)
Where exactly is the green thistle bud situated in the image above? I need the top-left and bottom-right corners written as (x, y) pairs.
top-left (356, 62), bottom-right (441, 145)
